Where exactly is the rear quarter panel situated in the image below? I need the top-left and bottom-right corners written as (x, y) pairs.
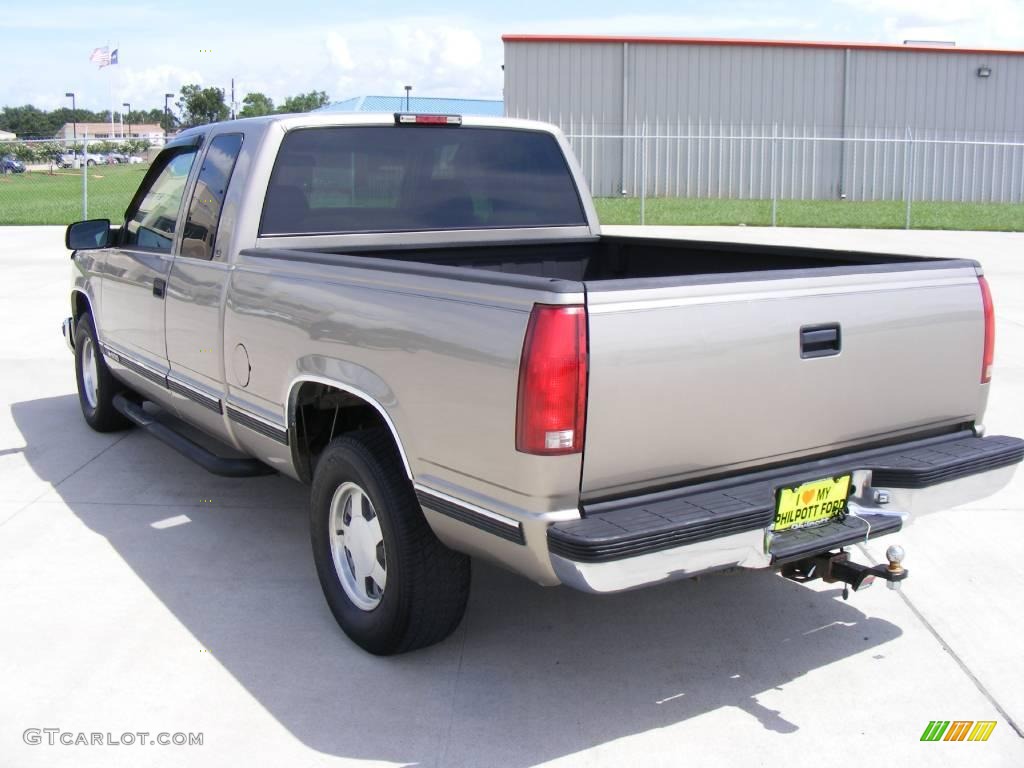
top-left (223, 255), bottom-right (585, 515)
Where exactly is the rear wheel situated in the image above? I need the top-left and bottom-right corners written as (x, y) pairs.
top-left (74, 313), bottom-right (130, 432)
top-left (310, 430), bottom-right (470, 655)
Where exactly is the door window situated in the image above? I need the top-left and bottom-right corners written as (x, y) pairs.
top-left (181, 133), bottom-right (244, 260)
top-left (122, 149), bottom-right (198, 252)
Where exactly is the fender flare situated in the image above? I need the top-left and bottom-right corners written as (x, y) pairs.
top-left (70, 287), bottom-right (94, 321)
top-left (285, 375), bottom-right (413, 482)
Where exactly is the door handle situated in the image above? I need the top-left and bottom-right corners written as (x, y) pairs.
top-left (800, 323), bottom-right (841, 358)
top-left (153, 278), bottom-right (166, 298)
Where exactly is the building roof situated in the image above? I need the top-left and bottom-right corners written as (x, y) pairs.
top-left (318, 95), bottom-right (503, 116)
top-left (0, 129), bottom-right (15, 139)
top-left (501, 34), bottom-right (1024, 57)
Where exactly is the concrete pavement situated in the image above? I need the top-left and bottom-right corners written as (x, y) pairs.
top-left (1, 225), bottom-right (1022, 767)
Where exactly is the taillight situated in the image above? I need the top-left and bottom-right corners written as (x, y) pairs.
top-left (516, 304), bottom-right (588, 455)
top-left (979, 276), bottom-right (995, 384)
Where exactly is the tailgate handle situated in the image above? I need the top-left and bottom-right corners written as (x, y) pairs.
top-left (800, 324), bottom-right (841, 358)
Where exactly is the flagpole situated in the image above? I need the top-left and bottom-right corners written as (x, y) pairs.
top-left (108, 40), bottom-right (114, 140)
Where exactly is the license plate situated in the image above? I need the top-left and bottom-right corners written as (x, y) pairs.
top-left (773, 475), bottom-right (851, 531)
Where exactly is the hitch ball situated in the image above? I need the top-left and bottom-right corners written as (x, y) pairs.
top-left (885, 544), bottom-right (905, 590)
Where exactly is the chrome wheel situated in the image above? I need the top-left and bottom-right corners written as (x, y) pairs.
top-left (80, 336), bottom-right (99, 409)
top-left (329, 482), bottom-right (387, 611)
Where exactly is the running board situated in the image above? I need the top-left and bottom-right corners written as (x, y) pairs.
top-left (112, 393), bottom-right (276, 478)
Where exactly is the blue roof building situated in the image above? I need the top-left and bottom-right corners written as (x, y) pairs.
top-left (318, 95), bottom-right (504, 117)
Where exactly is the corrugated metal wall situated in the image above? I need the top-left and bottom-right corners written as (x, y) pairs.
top-left (503, 40), bottom-right (1024, 202)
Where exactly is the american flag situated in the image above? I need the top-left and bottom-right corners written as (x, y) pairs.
top-left (89, 47), bottom-right (118, 68)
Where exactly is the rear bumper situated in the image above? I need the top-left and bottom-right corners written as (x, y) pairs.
top-left (549, 432), bottom-right (1024, 593)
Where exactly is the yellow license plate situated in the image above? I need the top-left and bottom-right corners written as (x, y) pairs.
top-left (773, 475), bottom-right (851, 531)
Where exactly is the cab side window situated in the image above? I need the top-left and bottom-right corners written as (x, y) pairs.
top-left (181, 133), bottom-right (244, 260)
top-left (122, 149), bottom-right (198, 253)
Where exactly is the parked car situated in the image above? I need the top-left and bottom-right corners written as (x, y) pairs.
top-left (61, 113), bottom-right (1024, 655)
top-left (1, 155), bottom-right (25, 173)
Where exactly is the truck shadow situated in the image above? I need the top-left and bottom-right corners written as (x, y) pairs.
top-left (11, 394), bottom-right (903, 767)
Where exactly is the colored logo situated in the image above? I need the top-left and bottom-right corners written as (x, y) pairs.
top-left (920, 720), bottom-right (997, 742)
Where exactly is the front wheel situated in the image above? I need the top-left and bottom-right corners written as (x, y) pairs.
top-left (74, 313), bottom-right (131, 432)
top-left (310, 430), bottom-right (470, 655)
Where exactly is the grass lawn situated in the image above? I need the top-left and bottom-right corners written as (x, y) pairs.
top-left (0, 165), bottom-right (148, 225)
top-left (594, 197), bottom-right (1024, 231)
top-left (2, 170), bottom-right (1021, 232)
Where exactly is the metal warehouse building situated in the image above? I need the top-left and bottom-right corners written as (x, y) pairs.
top-left (502, 35), bottom-right (1024, 202)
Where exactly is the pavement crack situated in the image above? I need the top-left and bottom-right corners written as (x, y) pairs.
top-left (857, 545), bottom-right (1024, 739)
top-left (0, 432), bottom-right (132, 529)
top-left (437, 606), bottom-right (470, 768)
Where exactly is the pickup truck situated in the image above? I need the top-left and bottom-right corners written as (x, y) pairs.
top-left (62, 111), bottom-right (1024, 655)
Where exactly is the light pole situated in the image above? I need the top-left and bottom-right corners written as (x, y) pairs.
top-left (164, 92), bottom-right (175, 137)
top-left (122, 102), bottom-right (131, 141)
top-left (65, 92), bottom-right (77, 157)
top-left (404, 85), bottom-right (412, 111)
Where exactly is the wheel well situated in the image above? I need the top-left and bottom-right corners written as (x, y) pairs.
top-left (72, 291), bottom-right (91, 321)
top-left (291, 381), bottom-right (401, 483)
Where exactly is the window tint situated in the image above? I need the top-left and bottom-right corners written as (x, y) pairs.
top-left (122, 149), bottom-right (198, 252)
top-left (181, 133), bottom-right (244, 260)
top-left (260, 126), bottom-right (587, 236)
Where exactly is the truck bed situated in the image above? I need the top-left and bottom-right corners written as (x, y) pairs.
top-left (251, 234), bottom-right (986, 500)
top-left (300, 235), bottom-right (950, 283)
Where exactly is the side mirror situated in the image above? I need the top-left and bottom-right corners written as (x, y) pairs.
top-left (66, 219), bottom-right (112, 250)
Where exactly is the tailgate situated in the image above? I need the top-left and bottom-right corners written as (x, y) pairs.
top-left (581, 264), bottom-right (988, 498)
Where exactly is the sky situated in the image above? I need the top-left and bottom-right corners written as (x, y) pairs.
top-left (2, 0), bottom-right (1023, 114)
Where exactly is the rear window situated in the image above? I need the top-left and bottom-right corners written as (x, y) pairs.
top-left (259, 126), bottom-right (587, 236)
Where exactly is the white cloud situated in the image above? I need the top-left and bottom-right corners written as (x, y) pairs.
top-left (0, 3), bottom-right (160, 29)
top-left (325, 32), bottom-right (355, 71)
top-left (833, 0), bottom-right (1024, 47)
top-left (502, 12), bottom-right (820, 38)
top-left (306, 20), bottom-right (497, 102)
top-left (114, 65), bottom-right (206, 108)
top-left (839, 0), bottom-right (977, 23)
top-left (438, 28), bottom-right (484, 68)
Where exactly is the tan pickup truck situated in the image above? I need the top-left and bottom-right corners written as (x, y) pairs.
top-left (62, 112), bottom-right (1023, 654)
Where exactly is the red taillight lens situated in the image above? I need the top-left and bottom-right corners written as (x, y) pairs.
top-left (979, 276), bottom-right (995, 384)
top-left (516, 304), bottom-right (588, 455)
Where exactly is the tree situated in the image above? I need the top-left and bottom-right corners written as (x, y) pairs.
top-left (0, 105), bottom-right (67, 138)
top-left (238, 92), bottom-right (275, 118)
top-left (0, 103), bottom-right (171, 139)
top-left (277, 90), bottom-right (330, 114)
top-left (176, 84), bottom-right (230, 127)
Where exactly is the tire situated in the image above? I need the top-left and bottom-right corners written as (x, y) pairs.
top-left (311, 430), bottom-right (471, 655)
top-left (74, 313), bottom-right (131, 432)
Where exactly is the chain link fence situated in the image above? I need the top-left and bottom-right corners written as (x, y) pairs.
top-left (567, 123), bottom-right (1024, 229)
top-left (0, 137), bottom-right (152, 225)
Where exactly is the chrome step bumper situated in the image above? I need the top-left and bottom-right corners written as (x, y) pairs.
top-left (549, 432), bottom-right (1024, 593)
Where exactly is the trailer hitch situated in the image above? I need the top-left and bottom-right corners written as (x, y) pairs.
top-left (782, 545), bottom-right (908, 599)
